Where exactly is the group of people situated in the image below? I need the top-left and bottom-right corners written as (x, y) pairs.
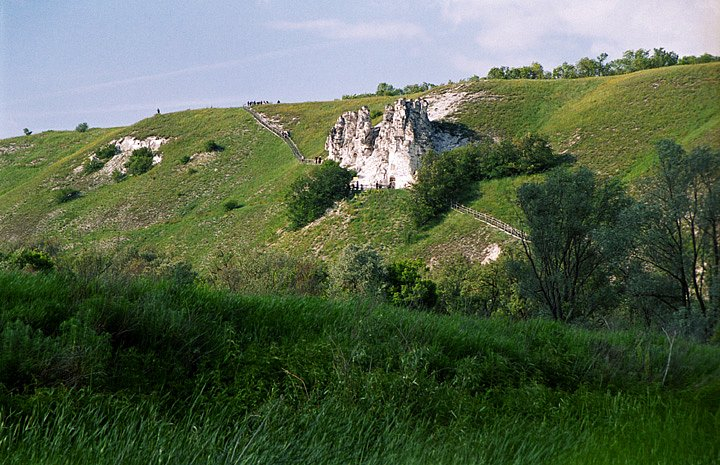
top-left (301, 156), bottom-right (324, 164)
top-left (246, 100), bottom-right (280, 106)
top-left (350, 180), bottom-right (395, 191)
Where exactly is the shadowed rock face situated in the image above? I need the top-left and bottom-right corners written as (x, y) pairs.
top-left (326, 98), bottom-right (469, 188)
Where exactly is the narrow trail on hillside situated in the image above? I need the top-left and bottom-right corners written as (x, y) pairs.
top-left (451, 202), bottom-right (528, 241)
top-left (243, 106), bottom-right (311, 163)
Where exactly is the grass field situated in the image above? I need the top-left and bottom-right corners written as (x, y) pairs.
top-left (0, 269), bottom-right (718, 464)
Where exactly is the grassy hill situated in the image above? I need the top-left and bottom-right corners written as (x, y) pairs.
top-left (0, 63), bottom-right (718, 268)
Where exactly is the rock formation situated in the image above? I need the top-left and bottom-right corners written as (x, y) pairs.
top-left (325, 98), bottom-right (469, 188)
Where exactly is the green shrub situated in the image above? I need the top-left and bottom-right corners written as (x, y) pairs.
top-left (83, 158), bottom-right (104, 174)
top-left (125, 147), bottom-right (155, 175)
top-left (223, 200), bottom-right (242, 212)
top-left (386, 259), bottom-right (437, 309)
top-left (95, 144), bottom-right (119, 161)
top-left (179, 154), bottom-right (192, 165)
top-left (75, 122), bottom-right (89, 133)
top-left (54, 188), bottom-right (81, 203)
top-left (209, 249), bottom-right (327, 296)
top-left (328, 244), bottom-right (386, 298)
top-left (10, 248), bottom-right (55, 272)
top-left (204, 140), bottom-right (224, 152)
top-left (111, 170), bottom-right (126, 183)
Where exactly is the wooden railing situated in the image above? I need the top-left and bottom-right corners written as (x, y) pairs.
top-left (451, 202), bottom-right (528, 241)
top-left (243, 106), bottom-right (305, 162)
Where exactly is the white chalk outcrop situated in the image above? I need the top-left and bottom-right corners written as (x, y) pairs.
top-left (326, 98), bottom-right (470, 188)
top-left (75, 136), bottom-right (169, 176)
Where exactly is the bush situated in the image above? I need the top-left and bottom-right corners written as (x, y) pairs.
top-left (210, 249), bottom-right (327, 296)
top-left (95, 144), bottom-right (119, 161)
top-left (10, 248), bottom-right (55, 272)
top-left (410, 135), bottom-right (562, 225)
top-left (328, 244), bottom-right (386, 298)
top-left (54, 188), bottom-right (81, 203)
top-left (75, 122), bottom-right (89, 133)
top-left (112, 170), bottom-right (127, 183)
top-left (83, 157), bottom-right (104, 174)
top-left (385, 259), bottom-right (437, 309)
top-left (23, 128), bottom-right (32, 136)
top-left (125, 147), bottom-right (155, 175)
top-left (204, 140), bottom-right (224, 152)
top-left (223, 200), bottom-right (242, 212)
top-left (179, 154), bottom-right (192, 165)
top-left (285, 161), bottom-right (354, 229)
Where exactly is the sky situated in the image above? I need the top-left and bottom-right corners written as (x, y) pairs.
top-left (1, 0), bottom-right (718, 138)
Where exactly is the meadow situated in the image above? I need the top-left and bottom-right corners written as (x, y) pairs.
top-left (0, 268), bottom-right (718, 464)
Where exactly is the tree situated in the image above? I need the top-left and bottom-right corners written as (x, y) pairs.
top-left (635, 141), bottom-right (720, 321)
top-left (23, 128), bottom-right (32, 136)
top-left (409, 147), bottom-right (478, 225)
top-left (515, 168), bottom-right (632, 321)
top-left (285, 160), bottom-right (354, 229)
top-left (514, 133), bottom-right (558, 174)
top-left (375, 82), bottom-right (402, 96)
top-left (486, 67), bottom-right (508, 79)
top-left (552, 62), bottom-right (577, 79)
top-left (75, 122), bottom-right (89, 133)
top-left (650, 48), bottom-right (678, 68)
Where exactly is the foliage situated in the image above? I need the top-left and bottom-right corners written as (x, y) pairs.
top-left (95, 144), bottom-right (119, 161)
top-left (204, 140), bottom-right (224, 152)
top-left (9, 248), bottom-right (55, 272)
top-left (83, 157), bottom-right (104, 174)
top-left (0, 268), bottom-right (718, 464)
top-left (111, 170), bottom-right (126, 183)
top-left (285, 160), bottom-right (354, 229)
top-left (515, 167), bottom-right (634, 321)
top-left (222, 199), bottom-right (242, 212)
top-left (75, 122), bottom-right (89, 133)
top-left (488, 63), bottom-right (548, 80)
top-left (489, 48), bottom-right (717, 81)
top-left (209, 249), bottom-right (327, 296)
top-left (328, 244), bottom-right (386, 298)
top-left (124, 147), bottom-right (155, 175)
top-left (23, 128), bottom-right (32, 136)
top-left (343, 82), bottom-right (436, 99)
top-left (54, 187), bottom-right (81, 203)
top-left (179, 154), bottom-right (192, 164)
top-left (633, 141), bottom-right (720, 329)
top-left (433, 254), bottom-right (528, 317)
top-left (385, 259), bottom-right (437, 309)
top-left (410, 134), bottom-right (562, 225)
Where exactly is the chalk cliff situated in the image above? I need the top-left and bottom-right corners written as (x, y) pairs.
top-left (326, 98), bottom-right (469, 188)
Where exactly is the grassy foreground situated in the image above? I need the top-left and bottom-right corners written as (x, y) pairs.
top-left (0, 269), bottom-right (718, 464)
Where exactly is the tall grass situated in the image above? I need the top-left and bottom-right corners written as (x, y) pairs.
top-left (0, 269), bottom-right (718, 464)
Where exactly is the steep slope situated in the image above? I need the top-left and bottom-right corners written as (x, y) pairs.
top-left (0, 109), bottom-right (308, 267)
top-left (0, 64), bottom-right (717, 268)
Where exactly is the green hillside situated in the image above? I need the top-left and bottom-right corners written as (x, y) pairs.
top-left (0, 63), bottom-right (718, 267)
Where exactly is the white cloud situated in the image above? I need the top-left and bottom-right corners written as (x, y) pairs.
top-left (270, 19), bottom-right (426, 41)
top-left (439, 0), bottom-right (720, 57)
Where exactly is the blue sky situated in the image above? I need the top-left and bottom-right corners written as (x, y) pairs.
top-left (1, 0), bottom-right (718, 138)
